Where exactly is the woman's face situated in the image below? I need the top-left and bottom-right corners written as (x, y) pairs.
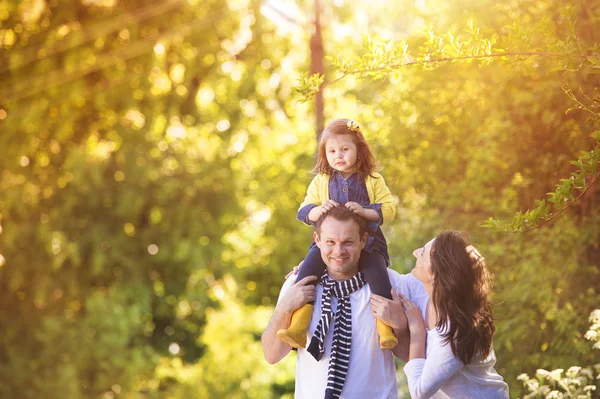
top-left (411, 238), bottom-right (435, 284)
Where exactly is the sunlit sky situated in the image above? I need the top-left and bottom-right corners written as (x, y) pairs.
top-left (260, 0), bottom-right (428, 41)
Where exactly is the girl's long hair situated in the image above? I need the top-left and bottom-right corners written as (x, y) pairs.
top-left (430, 230), bottom-right (496, 364)
top-left (312, 118), bottom-right (377, 181)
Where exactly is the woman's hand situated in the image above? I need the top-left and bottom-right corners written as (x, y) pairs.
top-left (370, 289), bottom-right (407, 330)
top-left (398, 293), bottom-right (426, 334)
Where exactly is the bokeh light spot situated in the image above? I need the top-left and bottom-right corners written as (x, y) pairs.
top-left (123, 223), bottom-right (135, 236)
top-left (169, 343), bottom-right (180, 355)
top-left (148, 244), bottom-right (159, 255)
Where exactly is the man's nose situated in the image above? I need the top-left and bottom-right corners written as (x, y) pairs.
top-left (333, 243), bottom-right (345, 254)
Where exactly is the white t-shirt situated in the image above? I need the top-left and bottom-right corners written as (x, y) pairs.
top-left (277, 269), bottom-right (429, 399)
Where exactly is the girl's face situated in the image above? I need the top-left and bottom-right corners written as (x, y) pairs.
top-left (411, 238), bottom-right (435, 284)
top-left (325, 134), bottom-right (358, 178)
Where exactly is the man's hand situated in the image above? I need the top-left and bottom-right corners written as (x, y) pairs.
top-left (277, 275), bottom-right (317, 315)
top-left (370, 289), bottom-right (407, 330)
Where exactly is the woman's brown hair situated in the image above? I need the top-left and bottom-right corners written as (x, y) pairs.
top-left (312, 118), bottom-right (377, 181)
top-left (430, 230), bottom-right (496, 364)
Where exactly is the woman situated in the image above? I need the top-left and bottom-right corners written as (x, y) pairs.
top-left (373, 230), bottom-right (509, 398)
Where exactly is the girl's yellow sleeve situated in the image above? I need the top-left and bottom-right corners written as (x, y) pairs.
top-left (299, 174), bottom-right (323, 210)
top-left (372, 173), bottom-right (396, 224)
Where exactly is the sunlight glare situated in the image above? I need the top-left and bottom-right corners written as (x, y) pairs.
top-left (260, 0), bottom-right (304, 34)
top-left (154, 43), bottom-right (165, 55)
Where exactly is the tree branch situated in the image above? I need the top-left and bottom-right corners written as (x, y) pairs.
top-left (521, 175), bottom-right (599, 233)
top-left (318, 51), bottom-right (600, 93)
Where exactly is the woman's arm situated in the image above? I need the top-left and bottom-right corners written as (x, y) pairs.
top-left (403, 329), bottom-right (464, 399)
top-left (398, 294), bottom-right (464, 399)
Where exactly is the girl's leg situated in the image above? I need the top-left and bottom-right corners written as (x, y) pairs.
top-left (359, 251), bottom-right (397, 349)
top-left (295, 246), bottom-right (326, 305)
top-left (359, 250), bottom-right (392, 299)
top-left (276, 246), bottom-right (324, 348)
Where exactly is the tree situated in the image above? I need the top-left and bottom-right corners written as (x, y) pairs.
top-left (0, 0), bottom-right (307, 396)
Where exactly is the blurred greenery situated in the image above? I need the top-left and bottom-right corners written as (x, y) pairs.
top-left (0, 0), bottom-right (598, 398)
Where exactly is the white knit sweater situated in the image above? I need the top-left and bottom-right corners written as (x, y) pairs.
top-left (403, 327), bottom-right (509, 399)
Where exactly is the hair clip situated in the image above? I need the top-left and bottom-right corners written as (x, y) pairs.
top-left (347, 120), bottom-right (361, 133)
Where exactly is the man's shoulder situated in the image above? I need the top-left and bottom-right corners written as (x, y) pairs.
top-left (386, 269), bottom-right (427, 298)
top-left (386, 268), bottom-right (406, 284)
top-left (276, 275), bottom-right (298, 304)
top-left (385, 269), bottom-right (408, 296)
top-left (282, 274), bottom-right (298, 291)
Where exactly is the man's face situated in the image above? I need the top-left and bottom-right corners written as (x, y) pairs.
top-left (314, 217), bottom-right (367, 279)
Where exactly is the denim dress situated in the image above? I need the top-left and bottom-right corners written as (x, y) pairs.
top-left (297, 171), bottom-right (390, 267)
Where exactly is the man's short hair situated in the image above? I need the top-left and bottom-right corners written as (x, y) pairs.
top-left (315, 206), bottom-right (368, 237)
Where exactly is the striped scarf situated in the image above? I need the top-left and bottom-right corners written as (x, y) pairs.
top-left (307, 271), bottom-right (366, 399)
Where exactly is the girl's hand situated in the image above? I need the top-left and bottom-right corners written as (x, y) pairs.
top-left (309, 201), bottom-right (338, 222)
top-left (398, 293), bottom-right (426, 334)
top-left (345, 201), bottom-right (364, 217)
top-left (320, 200), bottom-right (339, 214)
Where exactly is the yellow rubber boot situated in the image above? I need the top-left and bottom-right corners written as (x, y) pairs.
top-left (276, 303), bottom-right (314, 348)
top-left (377, 319), bottom-right (398, 349)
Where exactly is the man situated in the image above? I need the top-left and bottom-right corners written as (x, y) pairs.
top-left (261, 207), bottom-right (429, 398)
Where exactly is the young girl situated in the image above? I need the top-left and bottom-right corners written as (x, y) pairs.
top-left (277, 118), bottom-right (397, 350)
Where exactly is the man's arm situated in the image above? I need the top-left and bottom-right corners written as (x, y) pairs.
top-left (392, 324), bottom-right (410, 362)
top-left (371, 289), bottom-right (410, 360)
top-left (262, 307), bottom-right (294, 364)
top-left (261, 275), bottom-right (317, 364)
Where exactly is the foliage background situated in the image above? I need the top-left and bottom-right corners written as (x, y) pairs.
top-left (0, 0), bottom-right (598, 398)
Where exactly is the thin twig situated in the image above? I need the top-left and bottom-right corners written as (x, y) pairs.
top-left (318, 51), bottom-right (600, 92)
top-left (521, 174), bottom-right (599, 233)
